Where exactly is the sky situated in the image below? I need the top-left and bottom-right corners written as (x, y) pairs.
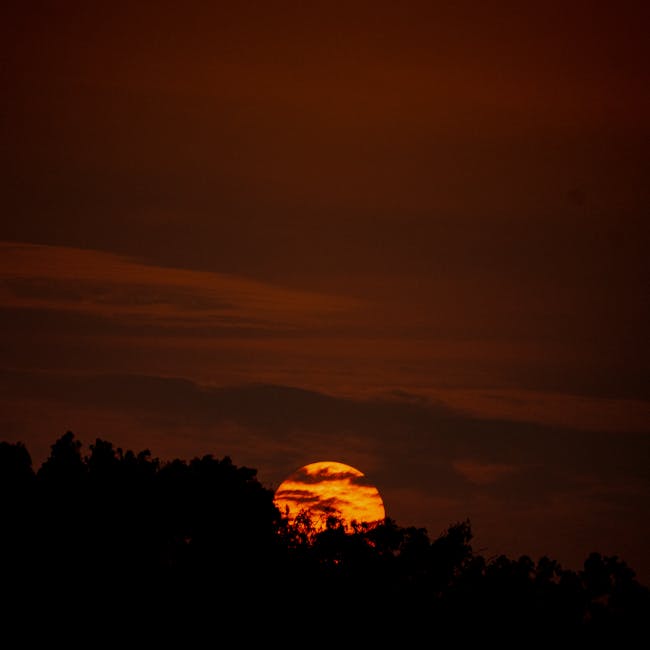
top-left (1, 1), bottom-right (649, 583)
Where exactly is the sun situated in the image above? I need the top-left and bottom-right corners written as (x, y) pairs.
top-left (274, 461), bottom-right (386, 531)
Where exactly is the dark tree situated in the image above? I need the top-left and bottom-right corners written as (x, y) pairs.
top-left (1, 432), bottom-right (648, 642)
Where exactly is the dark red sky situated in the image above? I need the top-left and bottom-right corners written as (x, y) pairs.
top-left (2, 1), bottom-right (649, 583)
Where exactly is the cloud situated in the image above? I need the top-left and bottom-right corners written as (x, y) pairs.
top-left (452, 459), bottom-right (519, 486)
top-left (3, 369), bottom-right (647, 494)
top-left (0, 241), bottom-right (358, 331)
top-left (431, 388), bottom-right (650, 434)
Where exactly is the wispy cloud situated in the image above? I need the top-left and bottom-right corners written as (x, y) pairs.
top-left (1, 241), bottom-right (647, 439)
top-left (452, 459), bottom-right (519, 486)
top-left (0, 241), bottom-right (358, 330)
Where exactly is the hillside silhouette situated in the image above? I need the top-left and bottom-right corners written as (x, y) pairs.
top-left (1, 432), bottom-right (648, 641)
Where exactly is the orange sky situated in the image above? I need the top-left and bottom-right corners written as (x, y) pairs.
top-left (1, 1), bottom-right (649, 584)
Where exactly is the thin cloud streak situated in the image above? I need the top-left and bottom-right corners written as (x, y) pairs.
top-left (0, 241), bottom-right (358, 329)
top-left (452, 459), bottom-right (519, 486)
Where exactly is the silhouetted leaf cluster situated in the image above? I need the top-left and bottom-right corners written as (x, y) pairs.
top-left (1, 433), bottom-right (648, 641)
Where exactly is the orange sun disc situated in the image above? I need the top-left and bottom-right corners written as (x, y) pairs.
top-left (274, 460), bottom-right (386, 531)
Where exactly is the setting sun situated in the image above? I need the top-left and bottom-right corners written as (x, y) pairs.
top-left (274, 461), bottom-right (386, 531)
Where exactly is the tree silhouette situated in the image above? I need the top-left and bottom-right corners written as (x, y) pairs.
top-left (37, 430), bottom-right (86, 483)
top-left (0, 440), bottom-right (33, 484)
top-left (1, 431), bottom-right (648, 640)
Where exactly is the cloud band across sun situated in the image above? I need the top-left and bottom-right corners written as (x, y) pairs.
top-left (274, 461), bottom-right (386, 531)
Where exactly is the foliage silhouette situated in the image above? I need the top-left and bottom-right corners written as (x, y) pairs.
top-left (1, 432), bottom-right (648, 640)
